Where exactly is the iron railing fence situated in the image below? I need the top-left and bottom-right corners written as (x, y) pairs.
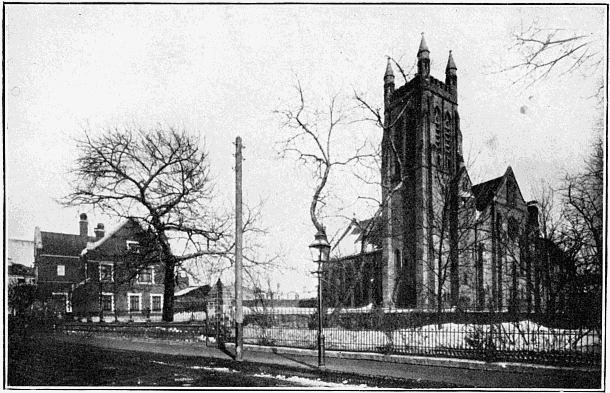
top-left (55, 306), bottom-right (601, 367)
top-left (225, 307), bottom-right (602, 367)
top-left (59, 322), bottom-right (214, 343)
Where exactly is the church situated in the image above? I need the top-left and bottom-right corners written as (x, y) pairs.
top-left (326, 35), bottom-right (555, 312)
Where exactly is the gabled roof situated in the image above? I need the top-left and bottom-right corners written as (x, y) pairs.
top-left (471, 175), bottom-right (504, 211)
top-left (332, 215), bottom-right (382, 257)
top-left (85, 219), bottom-right (133, 252)
top-left (471, 166), bottom-right (525, 211)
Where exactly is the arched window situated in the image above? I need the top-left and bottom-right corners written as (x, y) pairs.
top-left (395, 249), bottom-right (402, 272)
top-left (434, 108), bottom-right (441, 147)
top-left (508, 216), bottom-right (520, 240)
top-left (444, 112), bottom-right (452, 129)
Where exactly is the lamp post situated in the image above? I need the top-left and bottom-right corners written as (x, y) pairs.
top-left (309, 229), bottom-right (330, 369)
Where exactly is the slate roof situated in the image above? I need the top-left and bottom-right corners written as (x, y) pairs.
top-left (471, 175), bottom-right (504, 211)
top-left (332, 215), bottom-right (383, 257)
top-left (351, 217), bottom-right (383, 249)
top-left (85, 219), bottom-right (137, 253)
top-left (175, 285), bottom-right (211, 297)
top-left (39, 232), bottom-right (93, 256)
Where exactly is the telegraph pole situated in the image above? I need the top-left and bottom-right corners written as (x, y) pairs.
top-left (235, 136), bottom-right (244, 362)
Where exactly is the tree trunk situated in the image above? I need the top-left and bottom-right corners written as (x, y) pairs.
top-left (162, 257), bottom-right (176, 322)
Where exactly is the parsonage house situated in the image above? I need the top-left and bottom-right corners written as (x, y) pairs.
top-left (325, 35), bottom-right (573, 314)
top-left (35, 214), bottom-right (166, 321)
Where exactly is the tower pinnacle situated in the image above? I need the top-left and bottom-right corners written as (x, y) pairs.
top-left (445, 50), bottom-right (457, 93)
top-left (417, 33), bottom-right (430, 78)
top-left (384, 57), bottom-right (394, 79)
top-left (417, 33), bottom-right (430, 57)
top-left (384, 57), bottom-right (395, 104)
top-left (446, 50), bottom-right (457, 71)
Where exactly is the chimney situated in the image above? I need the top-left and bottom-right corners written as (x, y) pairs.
top-left (79, 213), bottom-right (88, 237)
top-left (527, 201), bottom-right (539, 228)
top-left (94, 223), bottom-right (105, 239)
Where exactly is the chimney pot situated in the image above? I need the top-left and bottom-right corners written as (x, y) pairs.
top-left (79, 213), bottom-right (88, 237)
top-left (94, 223), bottom-right (105, 239)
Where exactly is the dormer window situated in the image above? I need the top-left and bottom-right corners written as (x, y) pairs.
top-left (126, 240), bottom-right (140, 254)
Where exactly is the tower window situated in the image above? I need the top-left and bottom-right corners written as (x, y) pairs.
top-left (434, 108), bottom-right (441, 147)
top-left (444, 113), bottom-right (452, 129)
top-left (395, 249), bottom-right (402, 272)
top-left (444, 112), bottom-right (452, 168)
top-left (434, 108), bottom-right (441, 125)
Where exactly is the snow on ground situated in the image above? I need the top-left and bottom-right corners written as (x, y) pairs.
top-left (151, 360), bottom-right (373, 387)
top-left (243, 320), bottom-right (601, 353)
top-left (252, 372), bottom-right (378, 388)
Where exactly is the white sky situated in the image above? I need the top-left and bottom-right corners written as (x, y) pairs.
top-left (5, 5), bottom-right (606, 293)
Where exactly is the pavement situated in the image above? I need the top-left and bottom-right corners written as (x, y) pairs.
top-left (53, 332), bottom-right (603, 389)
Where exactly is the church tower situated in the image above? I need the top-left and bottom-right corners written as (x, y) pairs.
top-left (381, 35), bottom-right (464, 308)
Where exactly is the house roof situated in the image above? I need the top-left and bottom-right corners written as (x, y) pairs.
top-left (471, 175), bottom-right (504, 211)
top-left (36, 218), bottom-right (144, 258)
top-left (85, 218), bottom-right (141, 253)
top-left (39, 231), bottom-right (92, 256)
top-left (8, 263), bottom-right (35, 277)
top-left (175, 285), bottom-right (211, 297)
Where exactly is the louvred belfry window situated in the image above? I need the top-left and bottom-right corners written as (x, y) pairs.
top-left (434, 108), bottom-right (441, 147)
top-left (444, 112), bottom-right (452, 169)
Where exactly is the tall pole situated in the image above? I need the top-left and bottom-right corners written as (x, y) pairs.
top-left (235, 136), bottom-right (243, 361)
top-left (317, 263), bottom-right (326, 369)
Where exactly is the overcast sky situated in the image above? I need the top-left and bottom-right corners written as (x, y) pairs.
top-left (5, 5), bottom-right (605, 293)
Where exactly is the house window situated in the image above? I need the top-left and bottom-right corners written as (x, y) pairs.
top-left (99, 264), bottom-right (113, 282)
top-left (101, 293), bottom-right (114, 312)
top-left (57, 265), bottom-right (65, 276)
top-left (126, 240), bottom-right (140, 253)
top-left (128, 294), bottom-right (141, 312)
top-left (151, 295), bottom-right (162, 312)
top-left (138, 268), bottom-right (153, 284)
top-left (51, 292), bottom-right (70, 313)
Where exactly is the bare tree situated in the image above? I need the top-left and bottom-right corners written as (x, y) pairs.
top-left (502, 19), bottom-right (604, 100)
top-left (276, 79), bottom-right (375, 237)
top-left (560, 134), bottom-right (603, 315)
top-left (63, 125), bottom-right (268, 321)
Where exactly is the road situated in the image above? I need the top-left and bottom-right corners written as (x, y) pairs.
top-left (7, 333), bottom-right (453, 388)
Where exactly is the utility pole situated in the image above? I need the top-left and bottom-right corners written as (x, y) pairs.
top-left (235, 136), bottom-right (244, 362)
